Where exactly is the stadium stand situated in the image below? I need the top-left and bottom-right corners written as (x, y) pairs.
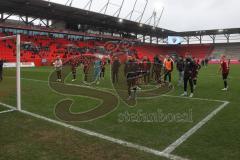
top-left (0, 31), bottom-right (217, 66)
top-left (211, 43), bottom-right (240, 60)
top-left (134, 44), bottom-right (214, 61)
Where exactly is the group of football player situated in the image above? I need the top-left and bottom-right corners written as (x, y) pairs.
top-left (121, 54), bottom-right (202, 100)
top-left (53, 53), bottom-right (230, 100)
top-left (118, 53), bottom-right (229, 100)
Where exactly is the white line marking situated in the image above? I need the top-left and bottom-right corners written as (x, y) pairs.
top-left (0, 109), bottom-right (15, 114)
top-left (1, 77), bottom-right (231, 159)
top-left (162, 94), bottom-right (227, 103)
top-left (163, 100), bottom-right (229, 154)
top-left (0, 102), bottom-right (188, 160)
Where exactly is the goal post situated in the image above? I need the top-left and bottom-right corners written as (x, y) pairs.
top-left (16, 34), bottom-right (21, 111)
top-left (0, 34), bottom-right (21, 111)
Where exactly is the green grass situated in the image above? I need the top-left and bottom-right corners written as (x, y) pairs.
top-left (0, 111), bottom-right (167, 160)
top-left (0, 64), bottom-right (239, 160)
top-left (0, 105), bottom-right (8, 112)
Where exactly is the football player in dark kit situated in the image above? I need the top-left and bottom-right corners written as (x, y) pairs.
top-left (100, 59), bottom-right (106, 79)
top-left (192, 57), bottom-right (201, 89)
top-left (124, 56), bottom-right (138, 100)
top-left (152, 55), bottom-right (163, 83)
top-left (141, 56), bottom-right (151, 84)
top-left (181, 55), bottom-right (195, 98)
top-left (70, 56), bottom-right (79, 82)
top-left (0, 58), bottom-right (3, 81)
top-left (83, 63), bottom-right (89, 81)
top-left (176, 56), bottom-right (185, 86)
top-left (219, 55), bottom-right (230, 91)
top-left (112, 56), bottom-right (121, 83)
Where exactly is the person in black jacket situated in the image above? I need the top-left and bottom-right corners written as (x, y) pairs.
top-left (124, 56), bottom-right (138, 100)
top-left (181, 55), bottom-right (195, 98)
top-left (176, 56), bottom-right (185, 86)
top-left (0, 58), bottom-right (3, 81)
top-left (152, 55), bottom-right (163, 83)
top-left (192, 57), bottom-right (201, 89)
top-left (141, 56), bottom-right (151, 84)
top-left (112, 57), bottom-right (121, 83)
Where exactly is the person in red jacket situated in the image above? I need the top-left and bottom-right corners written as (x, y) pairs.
top-left (219, 55), bottom-right (230, 91)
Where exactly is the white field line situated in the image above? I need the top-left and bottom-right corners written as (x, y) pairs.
top-left (5, 76), bottom-right (115, 92)
top-left (0, 109), bottom-right (15, 114)
top-left (161, 94), bottom-right (227, 103)
top-left (1, 77), bottom-right (230, 159)
top-left (162, 98), bottom-right (229, 154)
top-left (203, 74), bottom-right (237, 80)
top-left (0, 102), bottom-right (188, 160)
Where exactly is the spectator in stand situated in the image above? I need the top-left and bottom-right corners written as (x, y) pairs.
top-left (176, 56), bottom-right (185, 86)
top-left (112, 57), bottom-right (121, 83)
top-left (0, 58), bottom-right (4, 81)
top-left (53, 56), bottom-right (63, 82)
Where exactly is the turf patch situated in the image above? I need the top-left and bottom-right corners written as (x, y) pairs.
top-left (0, 111), bottom-right (167, 160)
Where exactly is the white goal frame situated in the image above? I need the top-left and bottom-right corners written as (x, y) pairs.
top-left (0, 34), bottom-right (21, 110)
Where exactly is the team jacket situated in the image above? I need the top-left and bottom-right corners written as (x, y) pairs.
top-left (184, 58), bottom-right (195, 77)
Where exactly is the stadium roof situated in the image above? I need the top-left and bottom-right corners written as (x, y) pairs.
top-left (0, 0), bottom-right (240, 39)
top-left (0, 0), bottom-right (176, 38)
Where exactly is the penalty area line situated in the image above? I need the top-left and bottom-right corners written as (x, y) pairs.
top-left (2, 77), bottom-right (230, 159)
top-left (162, 99), bottom-right (229, 154)
top-left (0, 102), bottom-right (188, 160)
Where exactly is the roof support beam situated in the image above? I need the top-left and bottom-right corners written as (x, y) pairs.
top-left (99, 0), bottom-right (110, 14)
top-left (65, 0), bottom-right (74, 6)
top-left (84, 0), bottom-right (93, 11)
top-left (156, 7), bottom-right (164, 28)
top-left (144, 10), bottom-right (155, 25)
top-left (209, 35), bottom-right (216, 44)
top-left (187, 36), bottom-right (190, 44)
top-left (113, 0), bottom-right (125, 18)
top-left (125, 0), bottom-right (138, 20)
top-left (19, 16), bottom-right (28, 25)
top-left (195, 35), bottom-right (202, 44)
top-left (137, 0), bottom-right (148, 23)
top-left (28, 17), bottom-right (38, 24)
top-left (0, 13), bottom-right (12, 22)
top-left (224, 34), bottom-right (230, 43)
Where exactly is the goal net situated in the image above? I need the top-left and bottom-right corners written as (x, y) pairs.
top-left (0, 34), bottom-right (21, 111)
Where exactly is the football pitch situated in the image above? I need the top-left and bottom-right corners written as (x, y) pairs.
top-left (0, 64), bottom-right (239, 160)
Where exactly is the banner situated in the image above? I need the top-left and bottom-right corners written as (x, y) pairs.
top-left (3, 62), bottom-right (35, 68)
